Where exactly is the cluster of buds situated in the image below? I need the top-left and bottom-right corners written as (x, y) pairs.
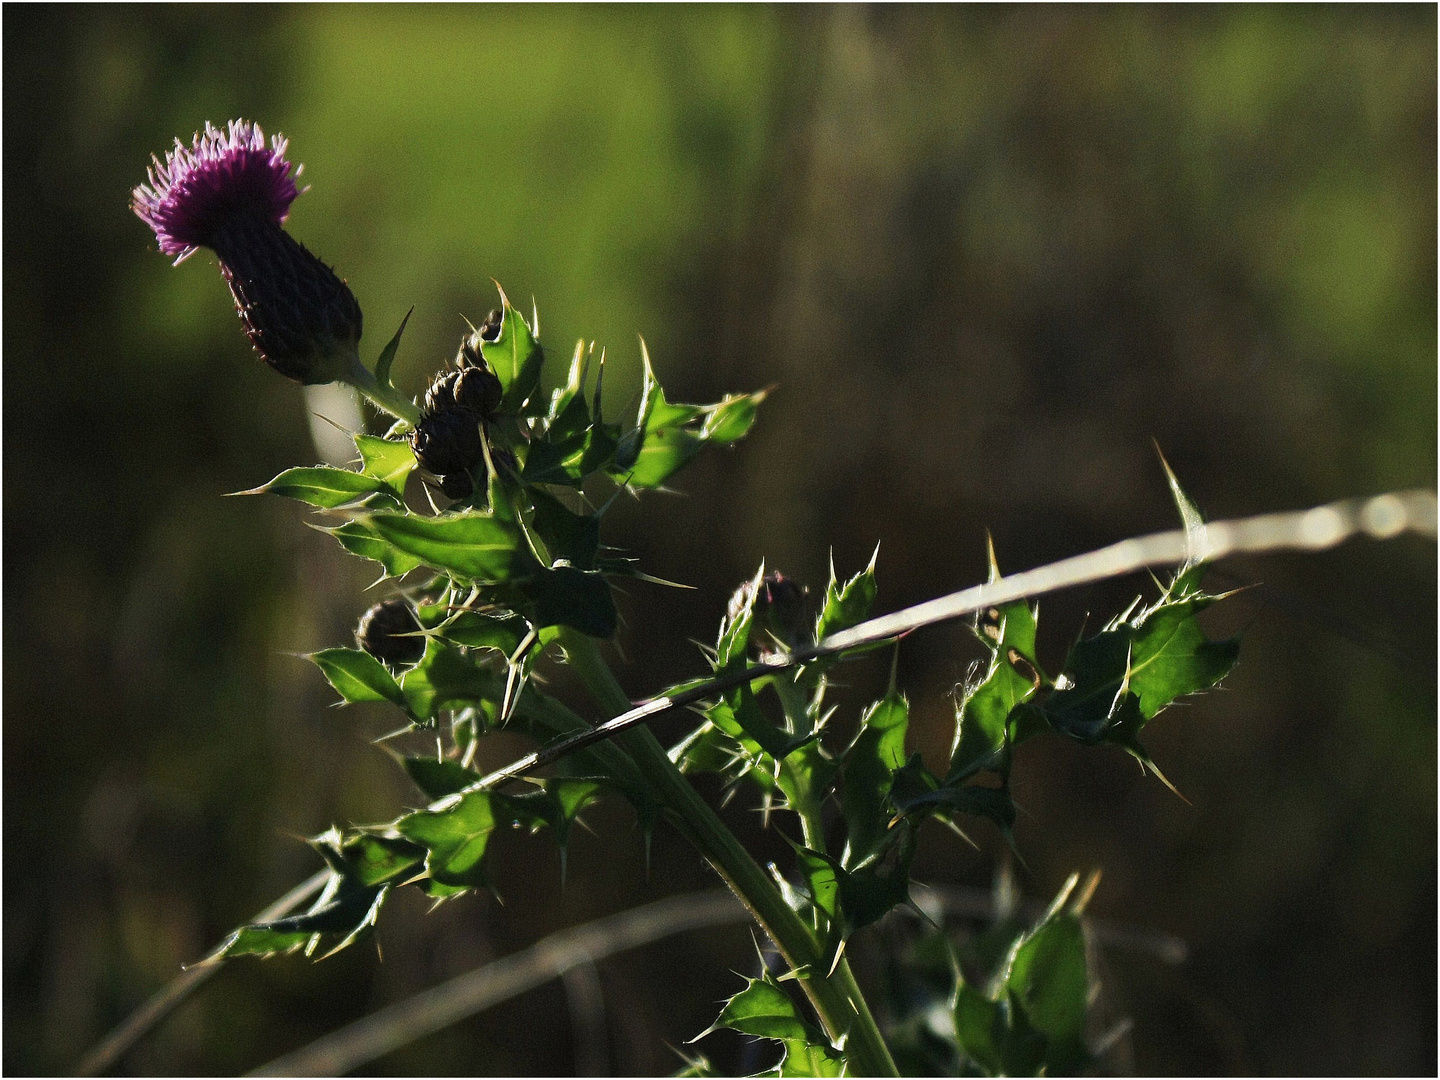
top-left (355, 597), bottom-right (426, 668)
top-left (409, 320), bottom-right (506, 500)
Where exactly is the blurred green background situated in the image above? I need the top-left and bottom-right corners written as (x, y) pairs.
top-left (5, 5), bottom-right (1435, 1075)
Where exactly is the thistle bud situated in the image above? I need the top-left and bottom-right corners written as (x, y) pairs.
top-left (425, 364), bottom-right (502, 420)
top-left (355, 598), bottom-right (425, 667)
top-left (438, 472), bottom-right (475, 500)
top-left (410, 409), bottom-right (484, 477)
top-left (727, 571), bottom-right (809, 648)
top-left (132, 120), bottom-right (362, 385)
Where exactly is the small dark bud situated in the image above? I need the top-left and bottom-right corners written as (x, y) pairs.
top-left (478, 308), bottom-right (503, 342)
top-left (427, 354), bottom-right (505, 418)
top-left (454, 365), bottom-right (502, 415)
top-left (355, 598), bottom-right (425, 667)
top-left (410, 409), bottom-right (484, 476)
top-left (728, 571), bottom-right (809, 648)
top-left (429, 364), bottom-right (503, 420)
top-left (439, 472), bottom-right (474, 500)
top-left (423, 370), bottom-right (459, 414)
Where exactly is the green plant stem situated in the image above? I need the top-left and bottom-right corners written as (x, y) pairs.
top-left (768, 673), bottom-right (828, 850)
top-left (343, 353), bottom-right (422, 426)
top-left (557, 629), bottom-right (898, 1077)
top-left (513, 689), bottom-right (654, 803)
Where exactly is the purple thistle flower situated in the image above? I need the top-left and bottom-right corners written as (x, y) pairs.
top-left (132, 120), bottom-right (363, 385)
top-left (132, 120), bottom-right (302, 262)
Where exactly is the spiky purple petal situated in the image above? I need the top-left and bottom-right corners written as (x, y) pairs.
top-left (132, 120), bottom-right (303, 262)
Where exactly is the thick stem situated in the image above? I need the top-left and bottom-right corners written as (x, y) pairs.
top-left (513, 688), bottom-right (653, 802)
top-left (557, 629), bottom-right (898, 1077)
top-left (343, 354), bottom-right (422, 426)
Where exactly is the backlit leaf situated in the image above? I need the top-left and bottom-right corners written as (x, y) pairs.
top-left (399, 638), bottom-right (501, 722)
top-left (326, 520), bottom-right (426, 577)
top-left (309, 648), bottom-right (407, 708)
top-left (354, 433), bottom-right (417, 502)
top-left (357, 510), bottom-right (531, 583)
top-left (403, 756), bottom-right (482, 800)
top-left (241, 466), bottom-right (395, 509)
top-left (701, 975), bottom-right (815, 1043)
top-left (478, 290), bottom-right (545, 414)
top-left (394, 789), bottom-right (504, 888)
top-left (842, 687), bottom-right (909, 869)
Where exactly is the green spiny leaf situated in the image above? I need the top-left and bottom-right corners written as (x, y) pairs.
top-left (354, 434), bottom-right (417, 503)
top-left (309, 648), bottom-right (407, 708)
top-left (374, 306), bottom-right (413, 390)
top-left (1043, 629), bottom-right (1134, 743)
top-left (611, 341), bottom-right (765, 489)
top-left (326, 520), bottom-right (426, 578)
top-left (717, 565), bottom-right (764, 668)
top-left (792, 844), bottom-right (841, 929)
top-left (670, 721), bottom-right (749, 780)
top-left (394, 789), bottom-right (504, 888)
top-left (332, 831), bottom-right (426, 887)
top-left (814, 550), bottom-right (879, 645)
top-left (478, 288), bottom-right (545, 415)
top-left (216, 869), bottom-right (387, 960)
top-left (522, 342), bottom-right (617, 485)
top-left (952, 983), bottom-right (1045, 1076)
top-left (399, 638), bottom-right (502, 722)
top-left (842, 686), bottom-right (909, 869)
top-left (949, 875), bottom-right (1098, 1077)
top-left (519, 564), bottom-right (618, 637)
top-left (356, 510), bottom-right (532, 583)
top-left (217, 923), bottom-right (318, 959)
top-left (239, 466), bottom-right (397, 509)
top-left (527, 488), bottom-right (601, 569)
top-left (1003, 911), bottom-right (1089, 1071)
top-left (774, 740), bottom-right (837, 838)
top-left (700, 974), bottom-right (817, 1044)
top-left (418, 604), bottom-right (531, 655)
top-left (948, 546), bottom-right (1044, 782)
top-left (892, 780), bottom-right (1017, 834)
top-left (507, 777), bottom-right (601, 847)
top-left (777, 1039), bottom-right (847, 1077)
top-left (836, 817), bottom-right (917, 934)
top-left (1157, 448), bottom-right (1206, 568)
top-left (1125, 593), bottom-right (1239, 720)
top-left (701, 389), bottom-right (769, 444)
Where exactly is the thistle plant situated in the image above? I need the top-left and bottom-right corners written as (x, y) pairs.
top-left (117, 120), bottom-right (1435, 1078)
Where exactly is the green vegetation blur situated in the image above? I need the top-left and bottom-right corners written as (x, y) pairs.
top-left (5, 6), bottom-right (1434, 1075)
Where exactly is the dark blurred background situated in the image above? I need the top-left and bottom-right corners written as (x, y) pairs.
top-left (5, 5), bottom-right (1435, 1076)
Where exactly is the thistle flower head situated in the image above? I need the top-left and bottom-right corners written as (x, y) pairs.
top-left (132, 120), bottom-right (303, 264)
top-left (132, 119), bottom-right (364, 385)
